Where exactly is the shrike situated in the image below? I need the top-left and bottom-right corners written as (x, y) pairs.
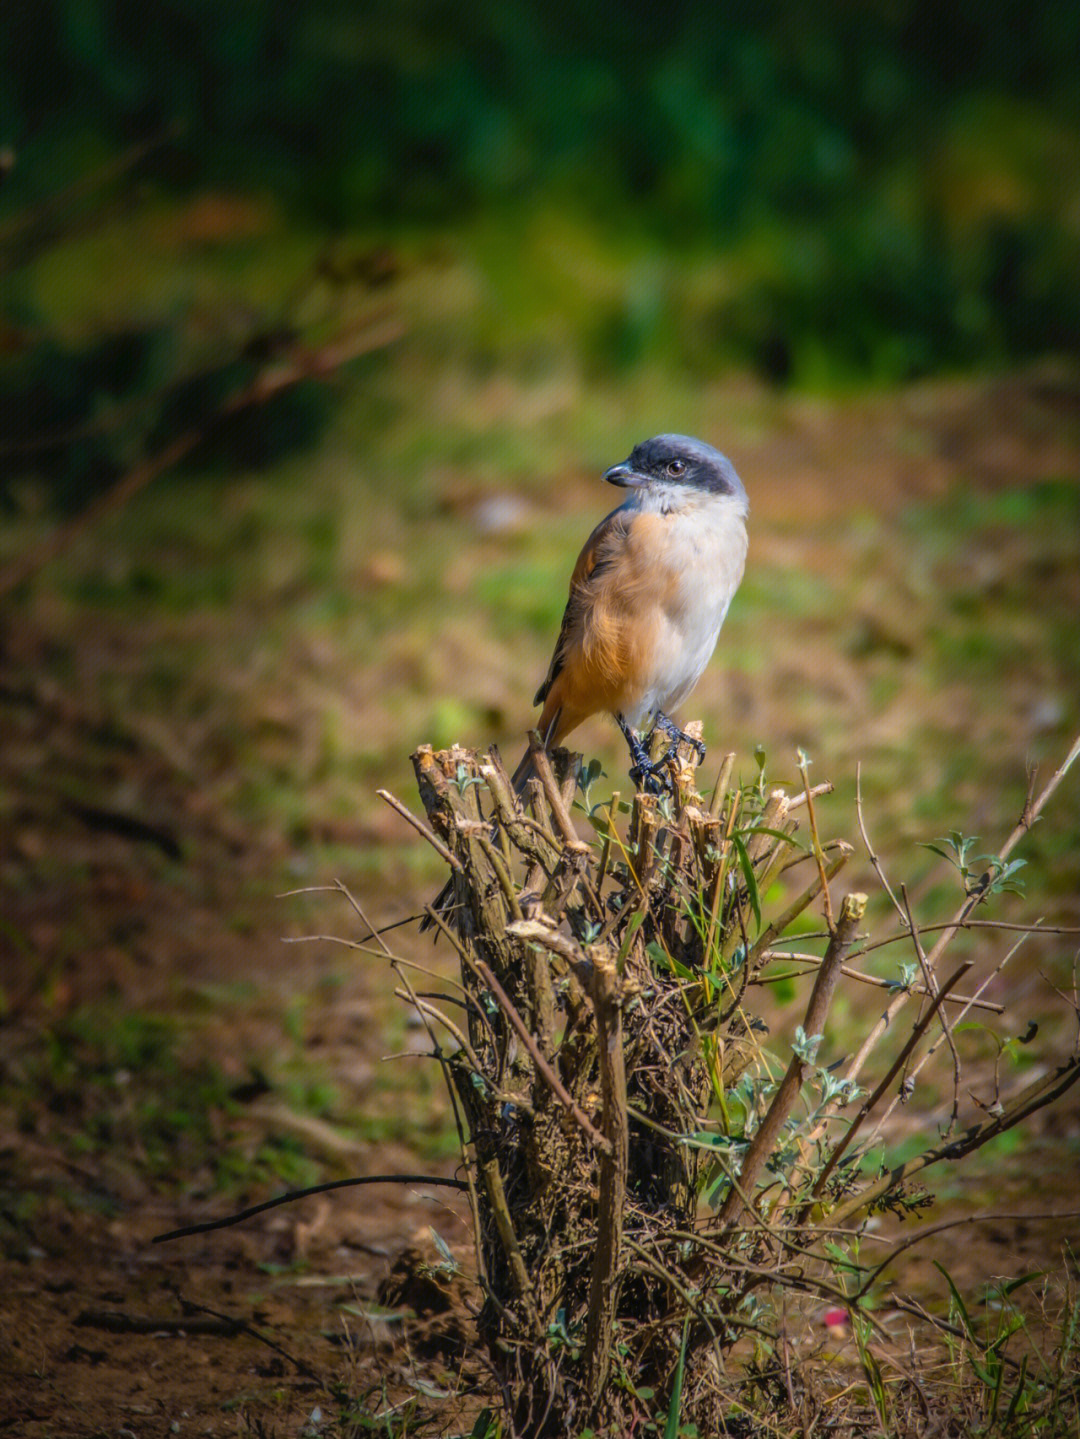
top-left (422, 434), bottom-right (747, 929)
top-left (516, 433), bottom-right (748, 791)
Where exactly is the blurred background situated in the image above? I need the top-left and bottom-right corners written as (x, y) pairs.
top-left (2, 2), bottom-right (1079, 1429)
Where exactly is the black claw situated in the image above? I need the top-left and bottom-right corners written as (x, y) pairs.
top-left (617, 712), bottom-right (675, 794)
top-left (654, 712), bottom-right (706, 762)
top-left (628, 742), bottom-right (677, 795)
top-left (629, 762), bottom-right (666, 795)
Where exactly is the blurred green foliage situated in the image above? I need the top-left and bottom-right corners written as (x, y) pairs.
top-left (2, 0), bottom-right (1079, 460)
top-left (0, 323), bottom-right (334, 512)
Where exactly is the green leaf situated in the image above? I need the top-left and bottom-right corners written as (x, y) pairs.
top-left (998, 1270), bottom-right (1043, 1298)
top-left (730, 833), bottom-right (761, 929)
top-left (618, 909), bottom-right (646, 963)
top-left (792, 1025), bottom-right (823, 1063)
top-left (663, 1317), bottom-right (689, 1439)
top-left (933, 1261), bottom-right (975, 1338)
top-left (469, 1409), bottom-right (496, 1439)
top-left (430, 1225), bottom-right (458, 1271)
top-left (740, 825), bottom-right (803, 849)
top-left (648, 939), bottom-right (695, 979)
top-left (1002, 1356), bottom-right (1031, 1427)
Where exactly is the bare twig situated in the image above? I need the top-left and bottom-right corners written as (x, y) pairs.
top-left (584, 951), bottom-right (628, 1403)
top-left (747, 848), bottom-right (852, 970)
top-left (376, 788), bottom-right (462, 870)
top-left (804, 961), bottom-right (972, 1212)
top-left (857, 1209), bottom-right (1080, 1293)
top-left (718, 893), bottom-right (866, 1230)
top-left (786, 781), bottom-right (834, 810)
top-left (759, 951), bottom-right (1004, 1013)
top-left (845, 734), bottom-right (1080, 1087)
top-left (848, 917), bottom-right (1080, 959)
top-left (864, 925), bottom-right (1040, 1146)
top-left (528, 733), bottom-right (588, 851)
top-left (899, 883), bottom-right (963, 1138)
top-left (152, 1173), bottom-right (468, 1243)
top-left (827, 1056), bottom-right (1080, 1228)
top-left (177, 1297), bottom-right (326, 1385)
top-left (856, 762), bottom-right (905, 922)
top-left (709, 751), bottom-right (737, 818)
top-left (480, 1156), bottom-right (541, 1333)
top-left (798, 750), bottom-right (835, 931)
top-left (476, 952), bottom-right (611, 1153)
top-left (76, 1309), bottom-right (247, 1336)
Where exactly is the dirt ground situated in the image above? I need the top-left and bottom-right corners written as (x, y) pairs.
top-left (2, 369), bottom-right (1080, 1436)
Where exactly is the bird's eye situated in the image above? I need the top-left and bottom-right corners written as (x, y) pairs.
top-left (666, 459), bottom-right (686, 478)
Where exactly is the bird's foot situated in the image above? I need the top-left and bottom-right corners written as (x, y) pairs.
top-left (628, 759), bottom-right (670, 796)
top-left (618, 714), bottom-right (676, 795)
top-left (653, 712), bottom-right (707, 763)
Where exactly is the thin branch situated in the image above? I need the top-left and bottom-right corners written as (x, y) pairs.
top-left (528, 734), bottom-right (588, 851)
top-left (759, 951), bottom-right (1004, 1013)
top-left (376, 788), bottom-right (462, 870)
top-left (900, 883), bottom-right (963, 1138)
top-left (709, 751), bottom-right (737, 818)
top-left (864, 925), bottom-right (1039, 1146)
top-left (858, 1210), bottom-right (1080, 1294)
top-left (798, 751), bottom-right (834, 931)
top-left (506, 917), bottom-right (589, 969)
top-left (479, 1155), bottom-right (542, 1333)
top-left (474, 956), bottom-right (611, 1154)
top-left (827, 1056), bottom-right (1080, 1229)
top-left (747, 848), bottom-right (852, 970)
top-left (786, 781), bottom-right (834, 811)
top-left (584, 952), bottom-right (629, 1402)
top-left (718, 892), bottom-right (866, 1230)
top-left (332, 877), bottom-right (393, 957)
top-left (845, 734), bottom-right (1080, 1087)
top-left (805, 961), bottom-right (972, 1211)
top-left (856, 761), bottom-right (905, 923)
top-left (849, 918), bottom-right (1080, 959)
top-left (178, 1296), bottom-right (325, 1385)
top-left (153, 1173), bottom-right (468, 1243)
top-left (76, 1309), bottom-right (247, 1337)
top-left (406, 993), bottom-right (487, 1076)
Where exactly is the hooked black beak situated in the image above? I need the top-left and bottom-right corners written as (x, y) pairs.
top-left (603, 461), bottom-right (647, 488)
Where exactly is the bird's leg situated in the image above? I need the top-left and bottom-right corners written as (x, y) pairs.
top-left (616, 713), bottom-right (669, 795)
top-left (653, 711), bottom-right (707, 763)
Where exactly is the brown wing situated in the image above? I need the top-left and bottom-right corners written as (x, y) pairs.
top-left (533, 506), bottom-right (630, 708)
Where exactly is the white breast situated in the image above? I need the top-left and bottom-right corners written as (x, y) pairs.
top-left (622, 487), bottom-right (748, 730)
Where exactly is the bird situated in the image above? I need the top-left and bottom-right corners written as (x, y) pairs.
top-left (516, 433), bottom-right (749, 792)
top-left (421, 434), bottom-right (748, 930)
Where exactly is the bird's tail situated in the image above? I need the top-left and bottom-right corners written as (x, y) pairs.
top-left (508, 744), bottom-right (537, 797)
top-left (508, 706), bottom-right (561, 796)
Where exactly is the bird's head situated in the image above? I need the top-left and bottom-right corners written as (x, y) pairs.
top-left (604, 434), bottom-right (746, 507)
